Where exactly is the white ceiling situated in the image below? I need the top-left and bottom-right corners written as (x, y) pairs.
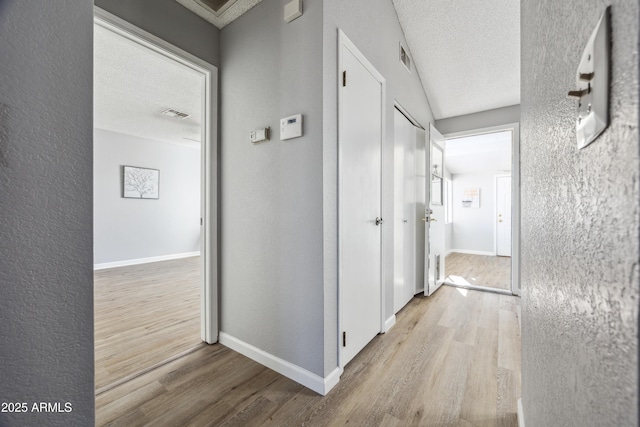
top-left (392, 0), bottom-right (520, 120)
top-left (445, 131), bottom-right (512, 174)
top-left (94, 24), bottom-right (203, 147)
top-left (176, 0), bottom-right (263, 29)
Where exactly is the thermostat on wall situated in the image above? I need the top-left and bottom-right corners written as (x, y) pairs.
top-left (280, 114), bottom-right (302, 140)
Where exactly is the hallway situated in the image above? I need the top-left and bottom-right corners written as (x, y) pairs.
top-left (97, 285), bottom-right (521, 426)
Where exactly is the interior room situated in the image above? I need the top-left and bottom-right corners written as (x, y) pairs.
top-left (93, 21), bottom-right (205, 392)
top-left (444, 130), bottom-right (514, 293)
top-left (1, 0), bottom-right (638, 427)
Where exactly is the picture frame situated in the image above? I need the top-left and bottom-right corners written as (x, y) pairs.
top-left (122, 165), bottom-right (159, 199)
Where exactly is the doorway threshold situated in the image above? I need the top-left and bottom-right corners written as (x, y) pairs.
top-left (443, 280), bottom-right (513, 296)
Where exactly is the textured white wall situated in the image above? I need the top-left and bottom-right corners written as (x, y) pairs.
top-left (0, 2), bottom-right (95, 425)
top-left (521, 1), bottom-right (639, 425)
top-left (94, 129), bottom-right (201, 264)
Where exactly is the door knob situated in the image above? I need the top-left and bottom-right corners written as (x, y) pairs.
top-left (499, 220), bottom-right (503, 223)
top-left (430, 218), bottom-right (437, 222)
top-left (375, 217), bottom-right (384, 226)
top-left (403, 219), bottom-right (408, 223)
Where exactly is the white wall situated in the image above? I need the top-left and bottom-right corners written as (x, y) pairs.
top-left (451, 172), bottom-right (497, 254)
top-left (94, 129), bottom-right (201, 265)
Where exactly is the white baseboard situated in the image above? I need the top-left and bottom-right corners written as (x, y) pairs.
top-left (94, 251), bottom-right (200, 270)
top-left (384, 315), bottom-right (396, 333)
top-left (445, 249), bottom-right (455, 257)
top-left (450, 249), bottom-right (496, 257)
top-left (517, 398), bottom-right (525, 427)
top-left (219, 332), bottom-right (341, 396)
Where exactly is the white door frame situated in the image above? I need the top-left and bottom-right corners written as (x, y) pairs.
top-left (93, 7), bottom-right (219, 342)
top-left (444, 123), bottom-right (520, 296)
top-left (337, 29), bottom-right (386, 369)
top-left (495, 174), bottom-right (512, 256)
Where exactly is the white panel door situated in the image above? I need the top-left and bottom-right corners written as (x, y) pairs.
top-left (425, 125), bottom-right (446, 296)
top-left (340, 40), bottom-right (383, 366)
top-left (496, 175), bottom-right (512, 256)
top-left (393, 108), bottom-right (416, 314)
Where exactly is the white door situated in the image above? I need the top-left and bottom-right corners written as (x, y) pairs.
top-left (424, 125), bottom-right (446, 296)
top-left (393, 108), bottom-right (416, 314)
top-left (496, 175), bottom-right (512, 256)
top-left (414, 126), bottom-right (427, 294)
top-left (339, 36), bottom-right (383, 366)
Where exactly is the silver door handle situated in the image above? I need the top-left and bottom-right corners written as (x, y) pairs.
top-left (375, 217), bottom-right (384, 226)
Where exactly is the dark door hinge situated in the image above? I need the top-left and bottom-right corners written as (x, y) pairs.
top-left (343, 331), bottom-right (346, 347)
top-left (343, 70), bottom-right (346, 87)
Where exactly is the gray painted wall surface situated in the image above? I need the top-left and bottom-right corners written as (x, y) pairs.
top-left (94, 129), bottom-right (201, 264)
top-left (435, 104), bottom-right (520, 135)
top-left (220, 0), bottom-right (325, 376)
top-left (0, 2), bottom-right (95, 426)
top-left (323, 0), bottom-right (435, 374)
top-left (521, 1), bottom-right (638, 426)
top-left (95, 0), bottom-right (220, 67)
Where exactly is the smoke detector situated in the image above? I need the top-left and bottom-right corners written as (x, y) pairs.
top-left (161, 108), bottom-right (191, 120)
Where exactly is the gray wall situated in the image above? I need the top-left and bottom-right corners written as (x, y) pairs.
top-left (220, 0), bottom-right (325, 376)
top-left (0, 1), bottom-right (95, 426)
top-left (323, 0), bottom-right (435, 374)
top-left (95, 0), bottom-right (220, 67)
top-left (521, 1), bottom-right (639, 426)
top-left (94, 129), bottom-right (201, 265)
top-left (435, 104), bottom-right (520, 135)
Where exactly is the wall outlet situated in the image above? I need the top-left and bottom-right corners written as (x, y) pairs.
top-left (250, 127), bottom-right (270, 144)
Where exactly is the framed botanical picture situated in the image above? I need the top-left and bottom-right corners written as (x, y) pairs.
top-left (122, 166), bottom-right (159, 199)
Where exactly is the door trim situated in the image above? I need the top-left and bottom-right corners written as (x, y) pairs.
top-left (444, 123), bottom-right (520, 296)
top-left (495, 174), bottom-right (512, 257)
top-left (94, 7), bottom-right (219, 342)
top-left (337, 29), bottom-right (386, 369)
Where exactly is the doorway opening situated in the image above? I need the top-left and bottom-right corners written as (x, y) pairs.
top-left (439, 125), bottom-right (520, 295)
top-left (93, 8), bottom-right (218, 394)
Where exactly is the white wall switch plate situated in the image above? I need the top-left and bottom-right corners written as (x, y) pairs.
top-left (280, 114), bottom-right (302, 140)
top-left (284, 0), bottom-right (302, 23)
top-left (250, 127), bottom-right (270, 144)
top-left (568, 6), bottom-right (610, 150)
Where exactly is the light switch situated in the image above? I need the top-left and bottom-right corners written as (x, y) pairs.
top-left (250, 127), bottom-right (270, 144)
top-left (568, 7), bottom-right (610, 150)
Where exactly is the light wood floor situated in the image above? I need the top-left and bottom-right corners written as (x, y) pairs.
top-left (94, 257), bottom-right (201, 391)
top-left (445, 253), bottom-right (511, 292)
top-left (96, 285), bottom-right (521, 426)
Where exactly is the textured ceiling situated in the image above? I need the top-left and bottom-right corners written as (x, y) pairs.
top-left (445, 131), bottom-right (512, 174)
top-left (94, 24), bottom-right (203, 147)
top-left (176, 0), bottom-right (263, 29)
top-left (392, 0), bottom-right (520, 120)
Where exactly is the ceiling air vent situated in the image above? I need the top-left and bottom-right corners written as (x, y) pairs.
top-left (399, 43), bottom-right (411, 72)
top-left (194, 0), bottom-right (240, 16)
top-left (161, 109), bottom-right (191, 120)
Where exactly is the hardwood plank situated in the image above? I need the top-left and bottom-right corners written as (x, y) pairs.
top-left (445, 252), bottom-right (511, 291)
top-left (96, 286), bottom-right (521, 427)
top-left (94, 257), bottom-right (201, 390)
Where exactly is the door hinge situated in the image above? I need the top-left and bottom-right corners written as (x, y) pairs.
top-left (343, 70), bottom-right (347, 87)
top-left (200, 217), bottom-right (203, 226)
top-left (343, 331), bottom-right (346, 347)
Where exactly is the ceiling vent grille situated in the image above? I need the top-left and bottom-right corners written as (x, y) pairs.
top-left (400, 43), bottom-right (411, 72)
top-left (161, 109), bottom-right (191, 120)
top-left (194, 0), bottom-right (239, 16)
